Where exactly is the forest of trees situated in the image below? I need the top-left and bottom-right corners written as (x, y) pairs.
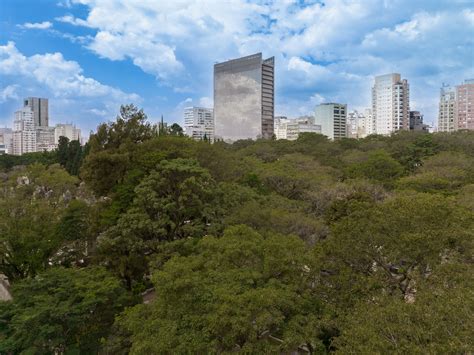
top-left (0, 104), bottom-right (473, 353)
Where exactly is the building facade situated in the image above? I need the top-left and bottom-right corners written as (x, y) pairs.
top-left (12, 107), bottom-right (36, 155)
top-left (456, 79), bottom-right (474, 130)
top-left (285, 116), bottom-right (321, 141)
top-left (54, 123), bottom-right (81, 144)
top-left (314, 103), bottom-right (347, 140)
top-left (274, 116), bottom-right (289, 140)
top-left (36, 126), bottom-right (56, 152)
top-left (437, 84), bottom-right (457, 132)
top-left (409, 111), bottom-right (429, 132)
top-left (372, 73), bottom-right (410, 135)
top-left (24, 97), bottom-right (49, 127)
top-left (0, 128), bottom-right (13, 154)
top-left (214, 53), bottom-right (274, 141)
top-left (184, 107), bottom-right (215, 141)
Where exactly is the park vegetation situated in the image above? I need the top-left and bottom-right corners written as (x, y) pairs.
top-left (0, 104), bottom-right (473, 353)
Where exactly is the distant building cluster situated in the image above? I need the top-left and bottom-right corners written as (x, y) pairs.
top-left (0, 97), bottom-right (81, 155)
top-left (183, 53), bottom-right (474, 143)
top-left (437, 79), bottom-right (474, 132)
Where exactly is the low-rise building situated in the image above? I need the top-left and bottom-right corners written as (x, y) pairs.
top-left (314, 103), bottom-right (347, 140)
top-left (184, 107), bottom-right (214, 141)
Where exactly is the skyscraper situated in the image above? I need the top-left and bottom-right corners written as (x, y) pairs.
top-left (372, 74), bottom-right (410, 135)
top-left (314, 103), bottom-right (347, 140)
top-left (184, 107), bottom-right (214, 141)
top-left (437, 84), bottom-right (457, 132)
top-left (23, 97), bottom-right (49, 127)
top-left (456, 79), bottom-right (474, 130)
top-left (214, 53), bottom-right (274, 141)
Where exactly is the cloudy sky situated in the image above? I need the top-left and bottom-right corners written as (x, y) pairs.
top-left (1, 0), bottom-right (473, 134)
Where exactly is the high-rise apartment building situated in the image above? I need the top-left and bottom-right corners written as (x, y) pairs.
top-left (12, 107), bottom-right (36, 155)
top-left (54, 123), bottom-right (82, 144)
top-left (184, 107), bottom-right (214, 141)
top-left (214, 53), bottom-right (274, 141)
top-left (437, 84), bottom-right (457, 132)
top-left (456, 79), bottom-right (474, 130)
top-left (24, 97), bottom-right (49, 127)
top-left (372, 73), bottom-right (410, 135)
top-left (314, 103), bottom-right (347, 140)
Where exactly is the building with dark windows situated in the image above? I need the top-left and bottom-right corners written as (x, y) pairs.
top-left (409, 111), bottom-right (429, 132)
top-left (314, 103), bottom-right (347, 140)
top-left (23, 97), bottom-right (49, 127)
top-left (214, 53), bottom-right (274, 141)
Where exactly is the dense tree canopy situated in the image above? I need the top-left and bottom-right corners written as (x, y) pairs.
top-left (1, 105), bottom-right (473, 353)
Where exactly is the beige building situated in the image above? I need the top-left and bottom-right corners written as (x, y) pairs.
top-left (372, 73), bottom-right (410, 135)
top-left (314, 103), bottom-right (347, 140)
top-left (456, 79), bottom-right (474, 130)
top-left (437, 84), bottom-right (457, 132)
top-left (54, 123), bottom-right (81, 143)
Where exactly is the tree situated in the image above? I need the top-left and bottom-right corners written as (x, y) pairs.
top-left (333, 263), bottom-right (474, 353)
top-left (318, 192), bottom-right (473, 304)
top-left (97, 158), bottom-right (220, 289)
top-left (168, 123), bottom-right (184, 136)
top-left (345, 149), bottom-right (404, 186)
top-left (0, 267), bottom-right (135, 354)
top-left (115, 226), bottom-right (326, 353)
top-left (0, 164), bottom-right (80, 281)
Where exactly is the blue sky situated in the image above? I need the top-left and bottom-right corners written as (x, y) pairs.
top-left (1, 0), bottom-right (473, 134)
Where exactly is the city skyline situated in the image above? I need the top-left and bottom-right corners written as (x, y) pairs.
top-left (1, 1), bottom-right (473, 133)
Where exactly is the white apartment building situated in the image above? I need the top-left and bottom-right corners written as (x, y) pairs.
top-left (55, 123), bottom-right (81, 144)
top-left (36, 126), bottom-right (56, 152)
top-left (274, 116), bottom-right (321, 140)
top-left (184, 107), bottom-right (214, 141)
top-left (314, 103), bottom-right (347, 140)
top-left (274, 116), bottom-right (289, 139)
top-left (0, 128), bottom-right (13, 154)
top-left (372, 73), bottom-right (410, 135)
top-left (346, 111), bottom-right (365, 138)
top-left (12, 107), bottom-right (36, 155)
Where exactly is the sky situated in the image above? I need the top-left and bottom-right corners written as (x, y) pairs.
top-left (1, 0), bottom-right (473, 135)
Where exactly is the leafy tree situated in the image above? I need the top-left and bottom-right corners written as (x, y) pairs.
top-left (168, 123), bottom-right (184, 136)
top-left (0, 267), bottom-right (135, 354)
top-left (115, 226), bottom-right (326, 353)
top-left (345, 149), bottom-right (404, 186)
top-left (319, 192), bottom-right (473, 304)
top-left (97, 158), bottom-right (219, 289)
top-left (0, 164), bottom-right (80, 281)
top-left (334, 263), bottom-right (474, 353)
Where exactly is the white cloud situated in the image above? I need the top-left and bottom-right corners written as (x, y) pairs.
top-left (5, 0), bottom-right (474, 127)
top-left (19, 21), bottom-right (53, 30)
top-left (0, 41), bottom-right (140, 132)
top-left (0, 41), bottom-right (139, 101)
top-left (0, 85), bottom-right (19, 103)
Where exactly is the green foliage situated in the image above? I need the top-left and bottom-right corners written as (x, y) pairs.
top-left (116, 226), bottom-right (325, 353)
top-left (345, 149), bottom-right (404, 186)
top-left (334, 263), bottom-right (474, 353)
top-left (0, 267), bottom-right (135, 354)
top-left (97, 158), bottom-right (220, 289)
top-left (2, 106), bottom-right (474, 353)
